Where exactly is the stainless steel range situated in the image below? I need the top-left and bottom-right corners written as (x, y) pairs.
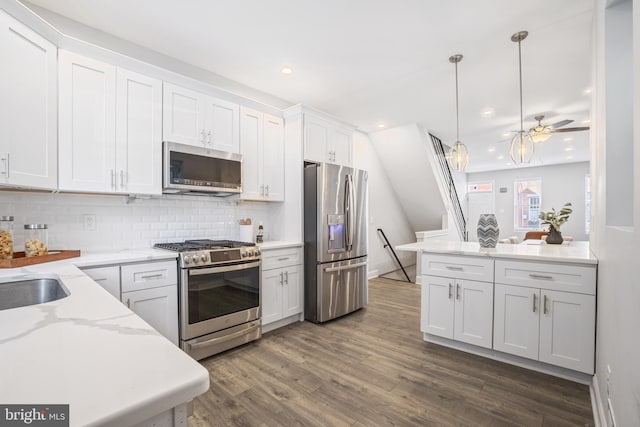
top-left (155, 239), bottom-right (261, 360)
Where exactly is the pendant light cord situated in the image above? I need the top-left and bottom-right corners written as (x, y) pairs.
top-left (455, 60), bottom-right (460, 141)
top-left (517, 39), bottom-right (524, 133)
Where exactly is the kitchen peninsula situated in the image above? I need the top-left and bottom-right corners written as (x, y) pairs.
top-left (396, 240), bottom-right (597, 383)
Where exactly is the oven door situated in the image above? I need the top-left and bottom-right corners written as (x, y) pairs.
top-left (180, 260), bottom-right (261, 340)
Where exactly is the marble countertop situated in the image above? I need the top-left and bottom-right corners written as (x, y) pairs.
top-left (0, 251), bottom-right (208, 426)
top-left (396, 240), bottom-right (597, 265)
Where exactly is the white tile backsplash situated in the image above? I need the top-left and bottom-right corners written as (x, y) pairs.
top-left (1, 191), bottom-right (271, 252)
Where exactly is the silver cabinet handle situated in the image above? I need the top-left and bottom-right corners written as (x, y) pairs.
top-left (111, 169), bottom-right (115, 188)
top-left (456, 283), bottom-right (460, 300)
top-left (532, 293), bottom-right (537, 312)
top-left (543, 294), bottom-right (548, 314)
top-left (448, 283), bottom-right (452, 299)
top-left (277, 257), bottom-right (289, 261)
top-left (279, 271), bottom-right (283, 285)
top-left (529, 274), bottom-right (553, 281)
top-left (200, 129), bottom-right (206, 144)
top-left (1, 153), bottom-right (9, 178)
top-left (126, 298), bottom-right (131, 308)
top-left (284, 271), bottom-right (289, 284)
top-left (140, 273), bottom-right (163, 280)
top-left (207, 130), bottom-right (212, 144)
top-left (446, 266), bottom-right (464, 271)
top-left (265, 185), bottom-right (269, 196)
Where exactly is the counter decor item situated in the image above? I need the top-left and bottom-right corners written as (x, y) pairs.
top-left (24, 224), bottom-right (48, 256)
top-left (239, 218), bottom-right (253, 243)
top-left (0, 216), bottom-right (14, 260)
top-left (477, 213), bottom-right (499, 248)
top-left (539, 202), bottom-right (572, 245)
top-left (0, 250), bottom-right (81, 268)
top-left (256, 222), bottom-right (264, 244)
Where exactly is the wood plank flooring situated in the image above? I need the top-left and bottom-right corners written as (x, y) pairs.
top-left (189, 277), bottom-right (594, 426)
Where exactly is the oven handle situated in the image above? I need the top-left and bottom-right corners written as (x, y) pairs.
top-left (188, 261), bottom-right (261, 276)
top-left (187, 322), bottom-right (261, 351)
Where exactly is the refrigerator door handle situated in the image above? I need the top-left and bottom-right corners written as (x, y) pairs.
top-left (324, 261), bottom-right (367, 273)
top-left (345, 174), bottom-right (355, 251)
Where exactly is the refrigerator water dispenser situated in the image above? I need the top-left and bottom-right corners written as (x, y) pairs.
top-left (327, 214), bottom-right (346, 252)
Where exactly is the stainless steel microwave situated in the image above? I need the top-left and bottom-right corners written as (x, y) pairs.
top-left (163, 141), bottom-right (242, 196)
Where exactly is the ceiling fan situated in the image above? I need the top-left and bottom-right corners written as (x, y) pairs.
top-left (528, 115), bottom-right (590, 142)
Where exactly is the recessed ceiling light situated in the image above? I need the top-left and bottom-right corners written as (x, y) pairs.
top-left (377, 123), bottom-right (385, 129)
top-left (280, 66), bottom-right (293, 75)
top-left (583, 88), bottom-right (592, 95)
top-left (565, 147), bottom-right (574, 152)
top-left (567, 156), bottom-right (574, 160)
top-left (481, 107), bottom-right (495, 117)
top-left (488, 147), bottom-right (496, 153)
top-left (506, 162), bottom-right (512, 166)
top-left (563, 137), bottom-right (573, 142)
top-left (582, 119), bottom-right (591, 124)
top-left (502, 132), bottom-right (511, 138)
top-left (497, 155), bottom-right (504, 160)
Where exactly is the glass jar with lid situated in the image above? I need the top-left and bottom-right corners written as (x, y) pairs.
top-left (24, 224), bottom-right (48, 257)
top-left (0, 216), bottom-right (14, 259)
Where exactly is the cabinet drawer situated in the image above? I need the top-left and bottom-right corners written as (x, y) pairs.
top-left (495, 260), bottom-right (596, 295)
top-left (261, 247), bottom-right (302, 270)
top-left (121, 260), bottom-right (177, 292)
top-left (422, 254), bottom-right (494, 283)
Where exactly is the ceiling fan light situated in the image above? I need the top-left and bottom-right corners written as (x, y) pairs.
top-left (530, 131), bottom-right (552, 143)
top-left (448, 140), bottom-right (470, 171)
top-left (509, 131), bottom-right (534, 164)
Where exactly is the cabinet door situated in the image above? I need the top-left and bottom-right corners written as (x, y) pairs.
top-left (204, 97), bottom-right (240, 153)
top-left (453, 279), bottom-right (493, 349)
top-left (304, 116), bottom-right (330, 163)
top-left (282, 265), bottom-right (303, 318)
top-left (122, 285), bottom-right (178, 346)
top-left (116, 68), bottom-right (162, 194)
top-left (240, 107), bottom-right (263, 200)
top-left (421, 275), bottom-right (454, 339)
top-left (162, 82), bottom-right (205, 146)
top-left (539, 290), bottom-right (595, 373)
top-left (262, 268), bottom-right (284, 325)
top-left (82, 266), bottom-right (121, 299)
top-left (59, 51), bottom-right (116, 192)
top-left (329, 127), bottom-right (353, 166)
top-left (493, 284), bottom-right (539, 360)
top-left (262, 114), bottom-right (284, 201)
top-left (0, 11), bottom-right (57, 190)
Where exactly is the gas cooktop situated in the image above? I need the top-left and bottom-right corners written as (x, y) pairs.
top-left (154, 239), bottom-right (260, 268)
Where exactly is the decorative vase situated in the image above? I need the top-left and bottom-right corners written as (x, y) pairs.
top-left (477, 213), bottom-right (499, 248)
top-left (545, 228), bottom-right (563, 244)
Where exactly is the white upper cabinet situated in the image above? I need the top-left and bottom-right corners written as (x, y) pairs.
top-left (59, 51), bottom-right (162, 194)
top-left (303, 113), bottom-right (353, 166)
top-left (163, 82), bottom-right (239, 153)
top-left (0, 11), bottom-right (57, 190)
top-left (240, 106), bottom-right (284, 202)
top-left (115, 68), bottom-right (162, 194)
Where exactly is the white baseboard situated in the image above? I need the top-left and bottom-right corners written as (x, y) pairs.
top-left (367, 269), bottom-right (379, 279)
top-left (591, 374), bottom-right (607, 427)
top-left (262, 314), bottom-right (302, 334)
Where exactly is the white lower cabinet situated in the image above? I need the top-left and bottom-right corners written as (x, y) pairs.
top-left (421, 275), bottom-right (493, 349)
top-left (261, 247), bottom-right (303, 331)
top-left (82, 260), bottom-right (178, 346)
top-left (494, 283), bottom-right (595, 373)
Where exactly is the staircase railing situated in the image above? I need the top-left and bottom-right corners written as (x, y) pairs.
top-left (428, 133), bottom-right (468, 241)
top-left (377, 228), bottom-right (411, 282)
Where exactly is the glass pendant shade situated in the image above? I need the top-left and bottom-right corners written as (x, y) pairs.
top-left (448, 140), bottom-right (470, 171)
top-left (509, 130), bottom-right (535, 164)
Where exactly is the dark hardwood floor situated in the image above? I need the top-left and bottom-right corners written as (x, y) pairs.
top-left (189, 278), bottom-right (594, 426)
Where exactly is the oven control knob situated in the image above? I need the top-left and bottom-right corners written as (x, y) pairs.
top-left (200, 254), bottom-right (207, 262)
top-left (241, 251), bottom-right (247, 258)
top-left (247, 249), bottom-right (255, 257)
top-left (255, 249), bottom-right (261, 256)
top-left (183, 255), bottom-right (192, 265)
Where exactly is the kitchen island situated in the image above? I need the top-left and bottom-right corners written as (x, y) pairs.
top-left (396, 240), bottom-right (597, 383)
top-left (0, 250), bottom-right (209, 427)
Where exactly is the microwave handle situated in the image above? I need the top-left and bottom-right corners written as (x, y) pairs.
top-left (189, 261), bottom-right (261, 276)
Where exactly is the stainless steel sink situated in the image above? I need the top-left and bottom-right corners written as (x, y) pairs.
top-left (0, 275), bottom-right (70, 310)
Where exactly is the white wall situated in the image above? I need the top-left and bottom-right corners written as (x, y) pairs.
top-left (467, 162), bottom-right (590, 242)
top-left (591, 1), bottom-right (640, 426)
top-left (352, 132), bottom-right (416, 277)
top-left (0, 192), bottom-right (272, 252)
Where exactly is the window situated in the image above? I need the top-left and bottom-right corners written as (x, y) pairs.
top-left (514, 178), bottom-right (542, 230)
top-left (585, 174), bottom-right (591, 234)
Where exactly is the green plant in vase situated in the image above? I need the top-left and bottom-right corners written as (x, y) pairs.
top-left (538, 202), bottom-right (572, 244)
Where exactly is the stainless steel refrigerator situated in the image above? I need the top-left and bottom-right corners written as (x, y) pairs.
top-left (304, 162), bottom-right (368, 323)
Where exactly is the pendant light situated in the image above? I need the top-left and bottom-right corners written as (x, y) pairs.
top-left (447, 54), bottom-right (469, 171)
top-left (509, 31), bottom-right (535, 164)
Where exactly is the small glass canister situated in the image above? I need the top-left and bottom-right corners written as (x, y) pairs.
top-left (24, 224), bottom-right (48, 257)
top-left (0, 216), bottom-right (14, 259)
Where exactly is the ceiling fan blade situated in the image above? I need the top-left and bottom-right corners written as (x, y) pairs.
top-left (551, 119), bottom-right (573, 129)
top-left (552, 126), bottom-right (590, 133)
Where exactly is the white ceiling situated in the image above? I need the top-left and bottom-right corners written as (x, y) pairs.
top-left (25, 0), bottom-right (594, 172)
